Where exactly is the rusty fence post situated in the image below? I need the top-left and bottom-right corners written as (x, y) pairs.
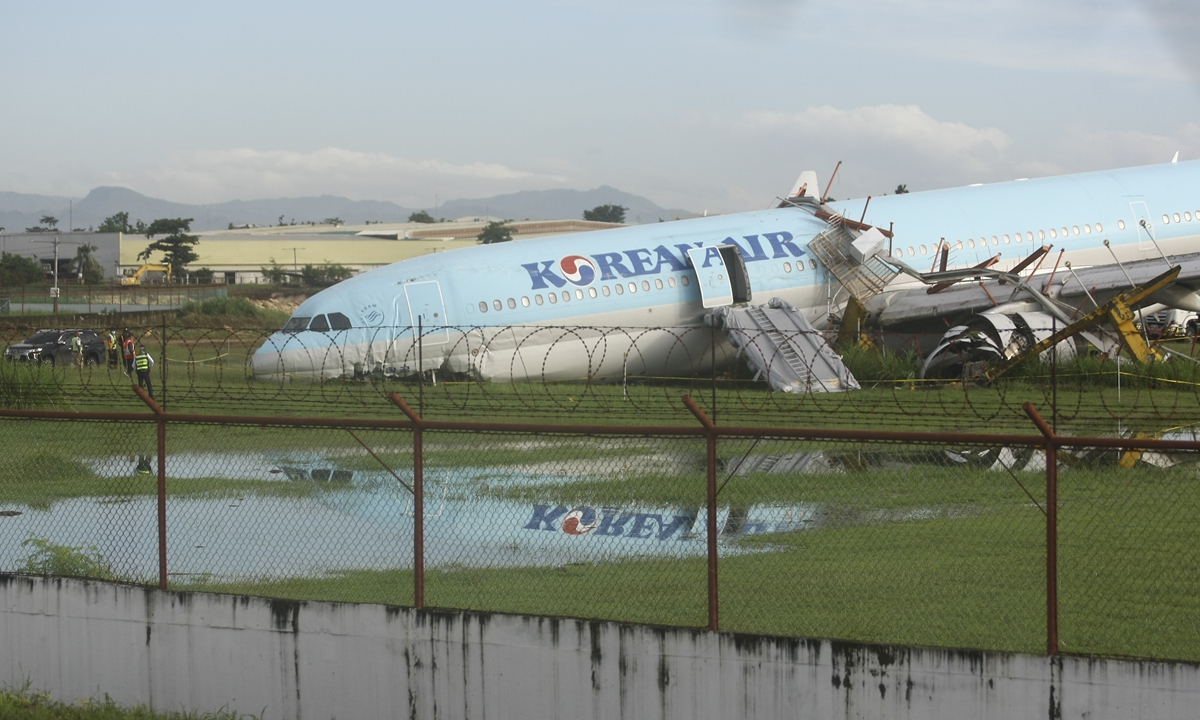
top-left (135, 385), bottom-right (168, 590)
top-left (390, 393), bottom-right (425, 609)
top-left (1024, 402), bottom-right (1059, 656)
top-left (683, 395), bottom-right (719, 631)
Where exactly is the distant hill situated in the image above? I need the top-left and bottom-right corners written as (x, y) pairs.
top-left (433, 186), bottom-right (694, 224)
top-left (0, 186), bottom-right (694, 234)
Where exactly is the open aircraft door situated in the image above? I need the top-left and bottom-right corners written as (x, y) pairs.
top-left (686, 245), bottom-right (752, 308)
top-left (404, 281), bottom-right (450, 345)
top-left (1130, 201), bottom-right (1155, 251)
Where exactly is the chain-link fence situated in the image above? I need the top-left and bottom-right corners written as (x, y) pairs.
top-left (2, 394), bottom-right (1200, 663)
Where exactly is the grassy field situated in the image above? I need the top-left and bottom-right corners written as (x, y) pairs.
top-left (0, 684), bottom-right (256, 719)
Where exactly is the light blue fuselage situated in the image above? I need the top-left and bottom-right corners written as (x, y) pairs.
top-left (252, 161), bottom-right (1200, 381)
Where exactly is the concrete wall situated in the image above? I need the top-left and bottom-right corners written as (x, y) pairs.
top-left (1, 574), bottom-right (1197, 720)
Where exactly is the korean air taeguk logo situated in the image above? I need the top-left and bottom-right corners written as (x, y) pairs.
top-left (559, 255), bottom-right (597, 286)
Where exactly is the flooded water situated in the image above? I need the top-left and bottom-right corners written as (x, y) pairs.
top-left (0, 450), bottom-right (823, 583)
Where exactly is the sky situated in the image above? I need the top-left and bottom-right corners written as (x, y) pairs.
top-left (1, 0), bottom-right (1198, 214)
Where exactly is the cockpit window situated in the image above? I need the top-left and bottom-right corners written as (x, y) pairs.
top-left (328, 312), bottom-right (352, 330)
top-left (283, 316), bottom-right (311, 333)
top-left (309, 315), bottom-right (330, 332)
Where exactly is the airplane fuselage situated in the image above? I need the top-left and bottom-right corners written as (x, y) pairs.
top-left (252, 161), bottom-right (1200, 382)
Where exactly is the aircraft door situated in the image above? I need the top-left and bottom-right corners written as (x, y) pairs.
top-left (686, 245), bottom-right (752, 308)
top-left (404, 281), bottom-right (450, 345)
top-left (1130, 201), bottom-right (1155, 251)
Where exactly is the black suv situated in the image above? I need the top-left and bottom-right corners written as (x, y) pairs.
top-left (4, 329), bottom-right (107, 366)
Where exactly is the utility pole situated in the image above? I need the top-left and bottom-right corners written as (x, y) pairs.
top-left (285, 247), bottom-right (305, 272)
top-left (52, 235), bottom-right (60, 315)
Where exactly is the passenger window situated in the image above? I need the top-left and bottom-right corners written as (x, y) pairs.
top-left (1117, 220), bottom-right (1126, 230)
top-left (493, 300), bottom-right (502, 311)
top-left (1163, 214), bottom-right (1171, 224)
top-left (1002, 235), bottom-right (1010, 244)
top-left (548, 292), bottom-right (557, 304)
top-left (602, 285), bottom-right (611, 296)
top-left (479, 301), bottom-right (488, 313)
top-left (920, 244), bottom-right (927, 254)
top-left (810, 260), bottom-right (817, 270)
top-left (1026, 232), bottom-right (1034, 242)
top-left (784, 262), bottom-right (792, 273)
top-left (1073, 226), bottom-right (1080, 235)
top-left (521, 296), bottom-right (530, 307)
top-left (1174, 213), bottom-right (1182, 223)
top-left (1095, 223), bottom-right (1102, 232)
top-left (1038, 230), bottom-right (1046, 240)
top-left (562, 291), bottom-right (571, 302)
top-left (907, 247), bottom-right (915, 256)
top-left (309, 315), bottom-right (330, 332)
top-left (967, 239), bottom-right (974, 248)
top-left (629, 282), bottom-right (637, 293)
top-left (955, 241), bottom-right (963, 250)
top-left (576, 289), bottom-right (584, 300)
top-left (507, 298), bottom-right (516, 309)
top-left (1049, 228), bottom-right (1057, 238)
top-left (535, 294), bottom-right (544, 305)
top-left (328, 312), bottom-right (352, 330)
top-left (1084, 224), bottom-right (1091, 234)
top-left (991, 236), bottom-right (999, 245)
top-left (655, 279), bottom-right (663, 290)
top-left (642, 281), bottom-right (651, 291)
top-left (1185, 213), bottom-right (1192, 222)
top-left (588, 288), bottom-right (597, 298)
top-left (615, 283), bottom-right (624, 295)
top-left (681, 276), bottom-right (690, 286)
top-left (668, 277), bottom-right (676, 287)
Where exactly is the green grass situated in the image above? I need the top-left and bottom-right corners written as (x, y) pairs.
top-left (0, 683), bottom-right (256, 719)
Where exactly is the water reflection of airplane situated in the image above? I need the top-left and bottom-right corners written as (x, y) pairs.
top-left (253, 160), bottom-right (1200, 390)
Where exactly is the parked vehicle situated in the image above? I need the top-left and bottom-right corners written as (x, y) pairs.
top-left (3, 329), bottom-right (106, 366)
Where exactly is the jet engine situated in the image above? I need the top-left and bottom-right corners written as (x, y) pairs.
top-left (921, 311), bottom-right (1077, 380)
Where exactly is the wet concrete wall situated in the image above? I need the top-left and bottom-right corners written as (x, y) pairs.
top-left (1, 574), bottom-right (1197, 719)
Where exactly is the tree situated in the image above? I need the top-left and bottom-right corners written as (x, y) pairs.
top-left (895, 184), bottom-right (909, 194)
top-left (25, 215), bottom-right (59, 233)
top-left (98, 211), bottom-right (136, 233)
top-left (137, 218), bottom-right (199, 277)
top-left (192, 267), bottom-right (215, 284)
top-left (408, 211), bottom-right (436, 224)
top-left (0, 252), bottom-right (45, 285)
top-left (583, 204), bottom-right (627, 223)
top-left (322, 217), bottom-right (344, 226)
top-left (72, 243), bottom-right (105, 284)
top-left (477, 221), bottom-right (513, 244)
top-left (300, 262), bottom-right (355, 287)
top-left (260, 258), bottom-right (290, 284)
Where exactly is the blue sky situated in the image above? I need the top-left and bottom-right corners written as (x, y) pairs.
top-left (2, 0), bottom-right (1197, 213)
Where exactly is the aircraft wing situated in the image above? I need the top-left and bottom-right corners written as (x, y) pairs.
top-left (867, 250), bottom-right (1200, 329)
top-left (1059, 252), bottom-right (1200, 304)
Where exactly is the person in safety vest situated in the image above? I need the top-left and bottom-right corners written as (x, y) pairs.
top-left (70, 331), bottom-right (83, 367)
top-left (134, 344), bottom-right (155, 399)
top-left (106, 330), bottom-right (119, 369)
top-left (122, 331), bottom-right (136, 376)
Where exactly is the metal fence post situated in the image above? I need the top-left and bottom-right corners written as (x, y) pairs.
top-left (1024, 402), bottom-right (1059, 655)
top-left (390, 393), bottom-right (425, 609)
top-left (683, 395), bottom-right (719, 631)
top-left (135, 385), bottom-right (169, 590)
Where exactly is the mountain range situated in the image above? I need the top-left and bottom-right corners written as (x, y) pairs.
top-left (0, 186), bottom-right (695, 234)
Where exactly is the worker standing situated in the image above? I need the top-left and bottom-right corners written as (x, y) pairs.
top-left (134, 344), bottom-right (155, 399)
top-left (71, 331), bottom-right (84, 367)
top-left (106, 330), bottom-right (119, 369)
top-left (122, 331), bottom-right (136, 376)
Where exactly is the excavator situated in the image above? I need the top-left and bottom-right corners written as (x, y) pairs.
top-left (119, 264), bottom-right (172, 286)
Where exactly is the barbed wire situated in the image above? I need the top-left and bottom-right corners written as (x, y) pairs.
top-left (2, 321), bottom-right (1199, 431)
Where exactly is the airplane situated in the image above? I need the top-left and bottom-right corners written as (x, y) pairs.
top-left (251, 159), bottom-right (1200, 390)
